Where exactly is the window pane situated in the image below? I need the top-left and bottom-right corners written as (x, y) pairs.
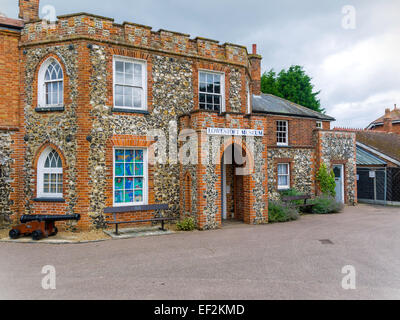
top-left (199, 83), bottom-right (206, 93)
top-left (135, 163), bottom-right (143, 176)
top-left (44, 184), bottom-right (49, 193)
top-left (278, 175), bottom-right (288, 186)
top-left (125, 150), bottom-right (134, 162)
top-left (115, 61), bottom-right (124, 73)
top-left (134, 178), bottom-right (143, 189)
top-left (134, 190), bottom-right (143, 202)
top-left (135, 150), bottom-right (144, 162)
top-left (125, 177), bottom-right (134, 189)
top-left (116, 72), bottom-right (124, 84)
top-left (125, 163), bottom-right (134, 176)
top-left (207, 83), bottom-right (213, 93)
top-left (278, 164), bottom-right (288, 175)
top-left (206, 73), bottom-right (213, 84)
top-left (214, 95), bottom-right (220, 105)
top-left (125, 190), bottom-right (134, 203)
top-left (199, 72), bottom-right (206, 83)
top-left (199, 93), bottom-right (206, 103)
top-left (115, 177), bottom-right (123, 190)
top-left (200, 103), bottom-right (206, 110)
top-left (134, 64), bottom-right (142, 85)
top-left (115, 191), bottom-right (123, 203)
top-left (125, 72), bottom-right (134, 86)
top-left (206, 95), bottom-right (213, 104)
top-left (115, 94), bottom-right (124, 106)
top-left (115, 150), bottom-right (124, 162)
top-left (133, 88), bottom-right (142, 109)
top-left (115, 85), bottom-right (124, 95)
top-left (214, 84), bottom-right (221, 94)
top-left (125, 62), bottom-right (134, 74)
top-left (115, 163), bottom-right (124, 176)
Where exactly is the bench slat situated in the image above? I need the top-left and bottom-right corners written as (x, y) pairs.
top-left (104, 204), bottom-right (169, 214)
top-left (106, 217), bottom-right (176, 225)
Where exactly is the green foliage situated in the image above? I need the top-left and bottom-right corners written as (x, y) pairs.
top-left (309, 195), bottom-right (344, 214)
top-left (176, 217), bottom-right (196, 231)
top-left (279, 188), bottom-right (304, 207)
top-left (260, 65), bottom-right (324, 113)
top-left (316, 163), bottom-right (336, 197)
top-left (268, 201), bottom-right (299, 223)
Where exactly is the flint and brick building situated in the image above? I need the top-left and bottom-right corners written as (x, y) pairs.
top-left (0, 0), bottom-right (357, 231)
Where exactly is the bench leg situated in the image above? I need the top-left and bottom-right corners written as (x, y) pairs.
top-left (115, 224), bottom-right (119, 236)
top-left (160, 220), bottom-right (165, 231)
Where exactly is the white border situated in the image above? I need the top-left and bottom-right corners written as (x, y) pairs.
top-left (112, 147), bottom-right (148, 207)
top-left (113, 55), bottom-right (148, 111)
top-left (37, 58), bottom-right (64, 108)
top-left (198, 69), bottom-right (225, 113)
top-left (277, 163), bottom-right (290, 190)
top-left (277, 120), bottom-right (289, 146)
top-left (37, 147), bottom-right (63, 198)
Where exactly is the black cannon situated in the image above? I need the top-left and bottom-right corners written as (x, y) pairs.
top-left (9, 214), bottom-right (80, 241)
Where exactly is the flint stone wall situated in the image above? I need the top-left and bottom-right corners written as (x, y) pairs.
top-left (319, 131), bottom-right (357, 205)
top-left (23, 45), bottom-right (79, 215)
top-left (0, 131), bottom-right (14, 224)
top-left (267, 148), bottom-right (314, 200)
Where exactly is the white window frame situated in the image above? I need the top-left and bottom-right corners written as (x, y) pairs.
top-left (198, 69), bottom-right (225, 113)
top-left (246, 82), bottom-right (251, 114)
top-left (113, 147), bottom-right (148, 207)
top-left (277, 120), bottom-right (289, 146)
top-left (113, 56), bottom-right (147, 111)
top-left (277, 163), bottom-right (290, 190)
top-left (316, 121), bottom-right (323, 129)
top-left (38, 58), bottom-right (64, 108)
top-left (37, 147), bottom-right (63, 198)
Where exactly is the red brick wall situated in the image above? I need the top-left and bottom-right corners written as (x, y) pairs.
top-left (0, 30), bottom-right (20, 129)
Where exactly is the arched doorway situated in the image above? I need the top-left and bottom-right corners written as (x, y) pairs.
top-left (221, 143), bottom-right (248, 222)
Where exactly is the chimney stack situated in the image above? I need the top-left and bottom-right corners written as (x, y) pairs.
top-left (18, 0), bottom-right (40, 22)
top-left (383, 107), bottom-right (393, 133)
top-left (249, 43), bottom-right (262, 96)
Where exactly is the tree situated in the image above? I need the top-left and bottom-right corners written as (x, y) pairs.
top-left (316, 163), bottom-right (336, 197)
top-left (260, 65), bottom-right (324, 113)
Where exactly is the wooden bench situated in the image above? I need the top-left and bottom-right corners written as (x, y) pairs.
top-left (281, 195), bottom-right (314, 212)
top-left (104, 204), bottom-right (175, 235)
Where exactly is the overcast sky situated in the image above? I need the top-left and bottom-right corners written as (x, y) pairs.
top-left (1, 0), bottom-right (400, 128)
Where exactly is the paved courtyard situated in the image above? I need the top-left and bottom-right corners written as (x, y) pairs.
top-left (0, 204), bottom-right (399, 300)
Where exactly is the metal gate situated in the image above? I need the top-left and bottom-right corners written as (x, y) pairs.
top-left (357, 167), bottom-right (400, 205)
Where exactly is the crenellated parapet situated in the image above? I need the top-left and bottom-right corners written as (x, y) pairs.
top-left (20, 13), bottom-right (249, 67)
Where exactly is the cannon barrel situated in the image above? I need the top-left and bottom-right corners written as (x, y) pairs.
top-left (20, 214), bottom-right (80, 223)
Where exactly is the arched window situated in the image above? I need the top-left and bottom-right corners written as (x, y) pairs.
top-left (38, 58), bottom-right (64, 107)
top-left (37, 147), bottom-right (63, 198)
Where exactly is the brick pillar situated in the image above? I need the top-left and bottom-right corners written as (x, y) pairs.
top-left (248, 44), bottom-right (262, 96)
top-left (18, 0), bottom-right (40, 22)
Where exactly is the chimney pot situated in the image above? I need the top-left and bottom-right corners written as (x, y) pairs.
top-left (252, 44), bottom-right (257, 55)
top-left (385, 108), bottom-right (390, 115)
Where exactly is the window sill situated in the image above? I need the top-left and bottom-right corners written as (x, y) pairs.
top-left (277, 144), bottom-right (290, 148)
top-left (35, 106), bottom-right (65, 112)
top-left (33, 198), bottom-right (65, 203)
top-left (112, 108), bottom-right (149, 115)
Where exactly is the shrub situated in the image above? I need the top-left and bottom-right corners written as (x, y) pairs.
top-left (176, 217), bottom-right (196, 231)
top-left (316, 163), bottom-right (336, 197)
top-left (310, 195), bottom-right (344, 214)
top-left (268, 201), bottom-right (300, 223)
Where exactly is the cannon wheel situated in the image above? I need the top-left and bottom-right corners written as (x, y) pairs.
top-left (51, 227), bottom-right (58, 236)
top-left (9, 229), bottom-right (20, 240)
top-left (32, 230), bottom-right (43, 241)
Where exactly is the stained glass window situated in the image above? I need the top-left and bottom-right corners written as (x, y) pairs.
top-left (114, 149), bottom-right (145, 204)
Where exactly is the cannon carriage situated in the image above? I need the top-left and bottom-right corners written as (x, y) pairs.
top-left (9, 214), bottom-right (80, 241)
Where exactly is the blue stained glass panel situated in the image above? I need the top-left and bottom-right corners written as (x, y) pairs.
top-left (135, 150), bottom-right (143, 162)
top-left (115, 178), bottom-right (123, 190)
top-left (115, 191), bottom-right (123, 203)
top-left (125, 163), bottom-right (134, 176)
top-left (135, 163), bottom-right (143, 176)
top-left (115, 150), bottom-right (125, 162)
top-left (125, 177), bottom-right (133, 189)
top-left (124, 190), bottom-right (133, 203)
top-left (115, 163), bottom-right (124, 176)
top-left (125, 150), bottom-right (134, 162)
top-left (134, 178), bottom-right (143, 189)
top-left (134, 190), bottom-right (143, 202)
